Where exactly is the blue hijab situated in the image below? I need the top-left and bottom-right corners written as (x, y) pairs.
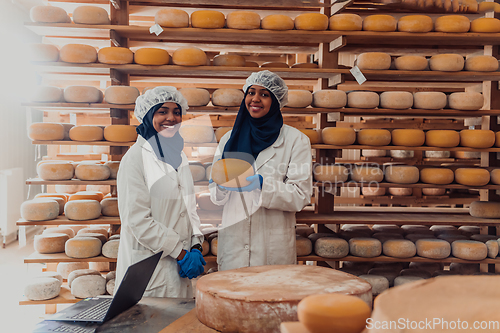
top-left (136, 103), bottom-right (184, 170)
top-left (222, 87), bottom-right (283, 165)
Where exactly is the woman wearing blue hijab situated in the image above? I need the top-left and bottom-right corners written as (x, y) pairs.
top-left (209, 71), bottom-right (313, 271)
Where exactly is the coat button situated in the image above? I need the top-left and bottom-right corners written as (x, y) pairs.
top-left (244, 245), bottom-right (249, 250)
top-left (180, 212), bottom-right (185, 217)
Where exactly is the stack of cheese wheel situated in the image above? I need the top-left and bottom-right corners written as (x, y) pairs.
top-left (347, 91), bottom-right (379, 108)
top-left (226, 11), bottom-right (261, 30)
top-left (29, 123), bottom-right (66, 141)
top-left (155, 9), bottom-right (189, 27)
top-left (104, 86), bottom-right (140, 104)
top-left (420, 168), bottom-right (454, 185)
top-left (212, 88), bottom-right (244, 106)
top-left (21, 199), bottom-right (60, 222)
top-left (313, 90), bottom-right (347, 108)
top-left (465, 55), bottom-right (499, 72)
top-left (287, 90), bottom-right (312, 108)
top-left (455, 168), bottom-right (490, 186)
top-left (64, 86), bottom-right (103, 103)
top-left (179, 88), bottom-right (210, 106)
top-left (69, 125), bottom-right (104, 142)
top-left (397, 15), bottom-right (433, 32)
top-left (75, 163), bottom-right (110, 180)
top-left (172, 47), bottom-right (207, 66)
top-left (30, 86), bottom-right (63, 103)
top-left (294, 13), bottom-right (329, 30)
top-left (179, 125), bottom-right (215, 143)
top-left (72, 6), bottom-right (110, 25)
top-left (30, 5), bottom-right (70, 23)
top-left (357, 52), bottom-right (391, 70)
top-left (322, 127), bottom-right (356, 145)
top-left (98, 47), bottom-right (133, 64)
top-left (435, 15), bottom-right (471, 32)
top-left (191, 10), bottom-right (225, 29)
top-left (134, 48), bottom-right (170, 65)
top-left (313, 164), bottom-right (349, 183)
top-left (213, 54), bottom-right (246, 67)
top-left (196, 265), bottom-right (372, 333)
top-left (29, 44), bottom-right (59, 62)
top-left (413, 92), bottom-right (447, 109)
top-left (38, 161), bottom-right (74, 180)
top-left (357, 129), bottom-right (391, 146)
top-left (329, 14), bottom-right (363, 31)
top-left (385, 165), bottom-right (419, 184)
top-left (425, 130), bottom-right (460, 147)
top-left (380, 91), bottom-right (413, 109)
top-left (429, 54), bottom-right (464, 71)
top-left (363, 14), bottom-right (397, 31)
top-left (470, 17), bottom-right (500, 32)
top-left (394, 55), bottom-right (428, 71)
top-left (459, 129), bottom-right (495, 148)
top-left (448, 92), bottom-right (484, 110)
top-left (59, 44), bottom-right (97, 63)
top-left (261, 14), bottom-right (294, 30)
top-left (300, 129), bottom-right (321, 144)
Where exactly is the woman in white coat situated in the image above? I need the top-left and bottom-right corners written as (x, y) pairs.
top-left (115, 86), bottom-right (205, 298)
top-left (209, 70), bottom-right (313, 271)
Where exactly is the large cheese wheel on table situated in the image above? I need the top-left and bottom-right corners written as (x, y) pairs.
top-left (30, 86), bottom-right (63, 103)
top-left (413, 92), bottom-right (447, 109)
top-left (212, 88), bottom-right (244, 106)
top-left (313, 90), bottom-right (347, 108)
top-left (98, 47), bottom-right (133, 65)
top-left (30, 5), bottom-right (70, 23)
top-left (179, 88), bottom-right (210, 106)
top-left (38, 161), bottom-right (74, 180)
top-left (179, 125), bottom-right (214, 143)
top-left (29, 123), bottom-right (65, 141)
top-left (363, 14), bottom-right (397, 31)
top-left (397, 15), bottom-right (433, 32)
top-left (195, 265), bottom-right (372, 333)
top-left (211, 158), bottom-right (254, 188)
top-left (29, 44), bottom-right (59, 62)
top-left (261, 14), bottom-right (294, 30)
top-left (429, 54), bottom-right (464, 71)
top-left (391, 129), bottom-right (424, 146)
top-left (104, 86), bottom-right (140, 104)
top-left (60, 44), bottom-right (97, 64)
top-left (155, 9), bottom-right (189, 27)
top-left (34, 233), bottom-right (69, 254)
top-left (347, 91), bottom-right (379, 108)
top-left (322, 127), bottom-right (356, 145)
top-left (357, 52), bottom-right (391, 70)
top-left (394, 55), bottom-right (428, 71)
top-left (435, 15), bottom-right (470, 32)
top-left (64, 86), bottom-right (103, 103)
top-left (191, 10), bottom-right (225, 29)
top-left (385, 165), bottom-right (419, 184)
top-left (73, 6), bottom-right (110, 25)
top-left (469, 200), bottom-right (500, 218)
top-left (287, 90), bottom-right (312, 108)
top-left (134, 48), bottom-right (169, 65)
top-left (448, 92), bottom-right (484, 110)
top-left (75, 164), bottom-right (110, 180)
top-left (420, 168), bottom-right (454, 184)
top-left (65, 200), bottom-right (102, 221)
top-left (455, 168), bottom-right (490, 186)
top-left (313, 165), bottom-right (349, 183)
top-left (380, 91), bottom-right (413, 109)
top-left (351, 166), bottom-right (384, 182)
top-left (459, 129), bottom-right (495, 148)
top-left (172, 47), bottom-right (207, 66)
top-left (104, 125), bottom-right (137, 142)
top-left (470, 17), bottom-right (500, 32)
top-left (69, 125), bottom-right (104, 142)
top-left (425, 130), bottom-right (459, 147)
top-left (357, 129), bottom-right (391, 146)
top-left (213, 54), bottom-right (246, 67)
top-left (465, 55), bottom-right (499, 72)
top-left (25, 278), bottom-right (61, 301)
top-left (329, 14), bottom-right (362, 31)
top-left (226, 11), bottom-right (261, 30)
top-left (294, 13), bottom-right (328, 31)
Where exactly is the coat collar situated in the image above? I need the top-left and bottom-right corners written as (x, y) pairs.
top-left (139, 135), bottom-right (188, 181)
top-left (255, 126), bottom-right (285, 171)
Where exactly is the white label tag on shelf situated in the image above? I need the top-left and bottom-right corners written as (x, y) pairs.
top-left (149, 24), bottom-right (163, 36)
top-left (70, 113), bottom-right (77, 125)
top-left (350, 66), bottom-right (367, 85)
top-left (101, 154), bottom-right (109, 162)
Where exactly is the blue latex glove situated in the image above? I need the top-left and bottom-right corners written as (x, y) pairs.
top-left (222, 174), bottom-right (263, 192)
top-left (177, 249), bottom-right (206, 279)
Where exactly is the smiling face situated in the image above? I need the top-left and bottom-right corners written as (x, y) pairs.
top-left (245, 85), bottom-right (273, 119)
top-left (152, 102), bottom-right (182, 137)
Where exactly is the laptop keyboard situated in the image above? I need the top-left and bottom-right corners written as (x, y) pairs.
top-left (52, 324), bottom-right (96, 333)
top-left (70, 299), bottom-right (113, 321)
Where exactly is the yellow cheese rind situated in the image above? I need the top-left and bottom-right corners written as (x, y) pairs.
top-left (397, 15), bottom-right (433, 32)
top-left (448, 92), bottom-right (484, 111)
top-left (452, 240), bottom-right (487, 260)
top-left (104, 125), bottom-right (137, 142)
top-left (459, 129), bottom-right (495, 148)
top-left (38, 162), bottom-right (75, 181)
top-left (391, 129), bottom-right (425, 146)
top-left (413, 92), bottom-right (447, 109)
top-left (383, 239), bottom-right (416, 258)
top-left (490, 169), bottom-right (500, 185)
top-left (104, 86), bottom-right (140, 104)
top-left (294, 13), bottom-right (328, 31)
top-left (226, 11), bottom-right (261, 30)
top-left (347, 91), bottom-right (380, 108)
top-left (64, 200), bottom-right (102, 221)
top-left (429, 54), bottom-right (464, 71)
top-left (60, 44), bottom-right (97, 64)
top-left (69, 126), bottom-right (104, 142)
top-left (357, 129), bottom-right (391, 146)
top-left (312, 90), bottom-right (347, 108)
top-left (420, 168), bottom-right (454, 185)
top-left (425, 130), bottom-right (460, 147)
top-left (299, 129), bottom-right (322, 144)
top-left (470, 17), bottom-right (500, 32)
top-left (394, 55), bottom-right (428, 71)
top-left (211, 158), bottom-right (254, 188)
top-left (213, 54), bottom-right (246, 67)
top-left (215, 127), bottom-right (232, 142)
top-left (134, 48), bottom-right (170, 65)
top-left (191, 10), bottom-right (225, 29)
top-left (349, 237), bottom-right (382, 258)
top-left (416, 239), bottom-right (451, 259)
top-left (155, 9), bottom-right (189, 28)
top-left (313, 165), bottom-right (349, 183)
top-left (329, 14), bottom-right (362, 31)
top-left (435, 15), bottom-right (470, 32)
top-left (212, 89), bottom-right (244, 107)
top-left (98, 47), bottom-right (133, 65)
top-left (363, 15), bottom-right (397, 32)
top-left (179, 88), bottom-right (210, 106)
top-left (29, 123), bottom-right (65, 141)
top-left (172, 47), bottom-right (208, 66)
top-left (322, 127), bottom-right (356, 145)
top-left (73, 6), bottom-right (110, 25)
top-left (380, 91), bottom-right (413, 109)
top-left (287, 90), bottom-right (313, 108)
top-left (34, 233), bottom-right (70, 254)
top-left (455, 168), bottom-right (490, 186)
top-left (261, 15), bottom-right (294, 31)
top-left (384, 165), bottom-right (419, 184)
top-left (465, 55), bottom-right (499, 72)
top-left (30, 5), bottom-right (70, 23)
top-left (75, 164), bottom-right (110, 181)
top-left (357, 52), bottom-right (391, 70)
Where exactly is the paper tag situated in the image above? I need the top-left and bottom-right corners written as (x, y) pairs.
top-left (149, 24), bottom-right (164, 36)
top-left (350, 66), bottom-right (367, 85)
top-left (70, 113), bottom-right (77, 125)
top-left (101, 154), bottom-right (108, 162)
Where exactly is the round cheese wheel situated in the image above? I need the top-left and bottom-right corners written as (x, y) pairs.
top-left (452, 240), bottom-right (487, 260)
top-left (57, 262), bottom-right (89, 279)
top-left (190, 162), bottom-right (206, 182)
top-left (420, 168), bottom-right (454, 184)
top-left (425, 150), bottom-right (450, 158)
top-left (383, 239), bottom-right (416, 258)
top-left (30, 86), bottom-right (63, 103)
top-left (297, 293), bottom-right (371, 333)
top-left (101, 198), bottom-right (119, 216)
top-left (25, 278), bottom-right (61, 301)
top-left (212, 88), bottom-right (244, 106)
top-left (393, 55), bottom-right (428, 71)
top-left (358, 275), bottom-right (389, 296)
top-left (416, 238), bottom-right (451, 259)
top-left (104, 161), bottom-right (119, 179)
top-left (245, 61), bottom-right (259, 67)
top-left (357, 52), bottom-right (391, 70)
top-left (36, 193), bottom-right (69, 204)
top-left (470, 234), bottom-right (498, 242)
top-left (349, 238), bottom-right (382, 258)
top-left (469, 200), bottom-right (500, 218)
top-left (363, 15), bottom-right (397, 32)
top-left (68, 269), bottom-right (100, 288)
top-left (413, 91), bottom-right (447, 109)
top-left (226, 11), bottom-right (261, 30)
top-left (486, 240), bottom-right (499, 258)
top-left (155, 9), bottom-right (189, 28)
top-left (347, 91), bottom-right (379, 108)
top-left (313, 90), bottom-right (347, 108)
top-left (314, 237), bottom-right (349, 258)
top-left (106, 271), bottom-right (117, 283)
top-left (397, 15), bottom-right (433, 32)
top-left (172, 47), bottom-right (207, 66)
top-left (385, 165), bottom-right (419, 184)
top-left (351, 166), bottom-right (384, 182)
top-left (215, 127), bottom-right (232, 142)
top-left (98, 47), bottom-right (133, 65)
top-left (196, 265), bottom-right (372, 333)
top-left (36, 272), bottom-right (63, 284)
top-left (43, 227), bottom-right (74, 238)
top-left (380, 91), bottom-right (413, 109)
top-left (71, 275), bottom-right (106, 299)
top-left (367, 268), bottom-right (399, 287)
top-left (361, 186), bottom-right (386, 196)
top-left (64, 86), bottom-right (103, 103)
top-left (65, 236), bottom-right (102, 258)
top-left (210, 237), bottom-right (218, 256)
top-left (292, 63), bottom-right (319, 69)
top-left (30, 5), bottom-right (69, 23)
top-left (104, 125), bottom-right (137, 142)
top-left (429, 54), bottom-right (464, 71)
top-left (191, 10), bottom-right (225, 29)
top-left (296, 236), bottom-right (312, 256)
top-left (29, 44), bottom-right (59, 62)
top-left (75, 164), bottom-right (110, 181)
top-left (460, 129), bottom-right (495, 148)
top-left (458, 225), bottom-right (480, 235)
top-left (179, 125), bottom-right (214, 143)
top-left (435, 15), bottom-right (470, 32)
top-left (86, 185), bottom-right (109, 196)
top-left (287, 90), bottom-right (313, 108)
top-left (362, 149), bottom-right (386, 157)
top-left (260, 62), bottom-right (289, 68)
top-left (73, 6), bottom-right (110, 25)
top-left (261, 14), bottom-right (294, 30)
top-left (455, 168), bottom-right (490, 186)
top-left (34, 233), bottom-right (69, 254)
top-left (106, 279), bottom-right (115, 295)
top-left (470, 17), bottom-right (500, 32)
top-left (448, 92), bottom-right (484, 110)
top-left (454, 151), bottom-right (481, 159)
top-left (393, 276), bottom-right (425, 287)
top-left (425, 130), bottom-right (459, 147)
top-left (211, 158), bottom-right (254, 188)
top-left (65, 200), bottom-right (102, 221)
top-left (213, 54), bottom-right (246, 67)
top-left (322, 127), bottom-right (356, 145)
top-left (357, 129), bottom-right (391, 146)
top-left (104, 86), bottom-right (140, 104)
top-left (388, 187), bottom-right (413, 196)
top-left (478, 1), bottom-right (499, 12)
top-left (29, 123), bottom-right (64, 141)
top-left (390, 129), bottom-right (424, 146)
top-left (465, 55), bottom-right (499, 72)
top-left (89, 261), bottom-right (110, 272)
top-left (38, 162), bottom-right (74, 180)
top-left (60, 44), bottom-right (97, 64)
top-left (329, 14), bottom-right (362, 31)
top-left (69, 126), bottom-right (104, 142)
top-left (294, 13), bottom-right (328, 31)
top-left (77, 227), bottom-right (109, 239)
top-left (490, 169), bottom-right (500, 185)
top-left (197, 193), bottom-right (222, 211)
top-left (389, 149), bottom-right (413, 158)
top-left (179, 88), bottom-right (210, 107)
top-left (313, 165), bottom-right (349, 183)
top-left (134, 48), bottom-right (169, 65)
top-left (300, 129), bottom-right (321, 144)
top-left (102, 239), bottom-right (119, 258)
top-left (76, 232), bottom-right (107, 246)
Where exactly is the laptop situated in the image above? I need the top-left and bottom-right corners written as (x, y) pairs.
top-left (33, 251), bottom-right (162, 332)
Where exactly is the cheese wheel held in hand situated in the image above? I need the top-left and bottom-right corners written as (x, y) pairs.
top-left (211, 158), bottom-right (254, 188)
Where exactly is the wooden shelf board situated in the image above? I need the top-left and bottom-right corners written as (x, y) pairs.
top-left (32, 140), bottom-right (134, 146)
top-left (19, 286), bottom-right (79, 305)
top-left (16, 216), bottom-right (121, 226)
top-left (339, 108), bottom-right (500, 117)
top-left (312, 144), bottom-right (500, 152)
top-left (22, 103), bottom-right (134, 112)
top-left (125, 0), bottom-right (329, 9)
top-left (297, 255), bottom-right (500, 264)
top-left (339, 69), bottom-right (500, 82)
top-left (315, 181), bottom-right (500, 190)
top-left (26, 178), bottom-right (117, 185)
top-left (24, 252), bottom-right (117, 264)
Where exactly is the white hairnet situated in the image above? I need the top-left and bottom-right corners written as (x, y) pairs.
top-left (134, 86), bottom-right (189, 123)
top-left (243, 70), bottom-right (288, 108)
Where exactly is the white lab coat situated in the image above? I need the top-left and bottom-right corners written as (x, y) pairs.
top-left (209, 125), bottom-right (313, 271)
top-left (115, 135), bottom-right (203, 298)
